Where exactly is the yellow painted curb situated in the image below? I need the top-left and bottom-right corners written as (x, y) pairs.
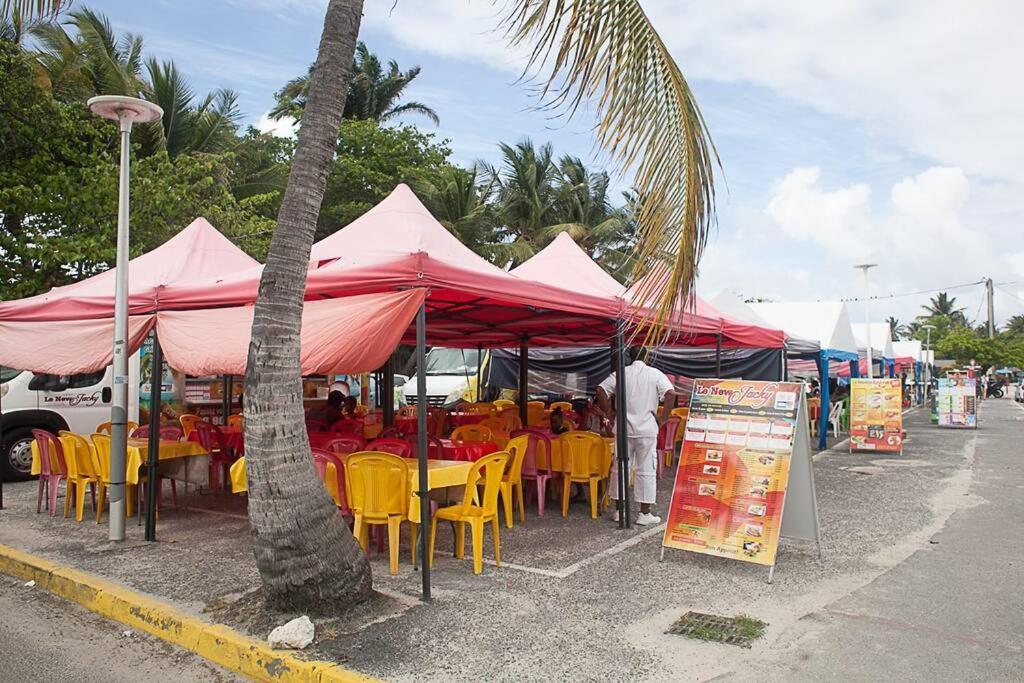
top-left (0, 543), bottom-right (380, 683)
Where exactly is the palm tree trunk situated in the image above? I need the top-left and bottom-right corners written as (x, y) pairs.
top-left (243, 0), bottom-right (370, 612)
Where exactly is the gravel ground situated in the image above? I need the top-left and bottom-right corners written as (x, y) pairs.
top-left (0, 403), bottom-right (985, 680)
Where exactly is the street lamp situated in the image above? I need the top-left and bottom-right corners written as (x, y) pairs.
top-left (854, 263), bottom-right (878, 379)
top-left (87, 95), bottom-right (163, 542)
top-left (921, 323), bottom-right (936, 400)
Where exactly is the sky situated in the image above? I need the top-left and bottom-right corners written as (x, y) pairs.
top-left (85, 0), bottom-right (1024, 328)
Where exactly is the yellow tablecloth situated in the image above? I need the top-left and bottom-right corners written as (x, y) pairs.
top-left (230, 456), bottom-right (473, 523)
top-left (31, 438), bottom-right (206, 485)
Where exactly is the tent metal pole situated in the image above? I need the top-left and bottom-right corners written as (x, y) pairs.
top-left (781, 350), bottom-right (788, 381)
top-left (519, 336), bottom-right (529, 426)
top-left (222, 375), bottom-right (233, 424)
top-left (382, 356), bottom-right (394, 428)
top-left (0, 365), bottom-right (5, 510)
top-left (818, 353), bottom-right (830, 451)
top-left (476, 343), bottom-right (483, 403)
top-left (715, 334), bottom-right (722, 377)
top-left (144, 331), bottom-right (163, 542)
top-left (415, 303), bottom-right (431, 602)
top-left (614, 323), bottom-right (630, 528)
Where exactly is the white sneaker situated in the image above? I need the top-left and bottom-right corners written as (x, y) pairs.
top-left (612, 509), bottom-right (620, 523)
top-left (635, 512), bottom-right (662, 526)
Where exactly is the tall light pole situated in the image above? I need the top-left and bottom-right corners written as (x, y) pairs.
top-left (854, 263), bottom-right (878, 379)
top-left (922, 323), bottom-right (936, 400)
top-left (87, 96), bottom-right (163, 541)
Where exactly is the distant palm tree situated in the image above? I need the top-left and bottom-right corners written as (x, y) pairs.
top-left (269, 42), bottom-right (438, 125)
top-left (886, 316), bottom-right (909, 340)
top-left (491, 139), bottom-right (561, 266)
top-left (1005, 314), bottom-right (1024, 335)
top-left (922, 292), bottom-right (965, 318)
top-left (414, 164), bottom-right (499, 257)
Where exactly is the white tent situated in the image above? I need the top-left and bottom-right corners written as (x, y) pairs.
top-left (748, 301), bottom-right (859, 356)
top-left (710, 291), bottom-right (820, 357)
top-left (893, 339), bottom-right (921, 360)
top-left (851, 322), bottom-right (895, 360)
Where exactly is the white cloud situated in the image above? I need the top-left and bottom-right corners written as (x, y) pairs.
top-left (255, 112), bottom-right (298, 138)
top-left (764, 167), bottom-right (870, 254)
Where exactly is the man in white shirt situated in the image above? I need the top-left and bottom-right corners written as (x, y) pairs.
top-left (596, 348), bottom-right (676, 525)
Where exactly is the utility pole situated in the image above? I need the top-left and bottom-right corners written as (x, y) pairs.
top-left (985, 277), bottom-right (995, 339)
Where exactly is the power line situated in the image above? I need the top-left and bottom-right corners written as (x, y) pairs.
top-left (839, 279), bottom-right (984, 303)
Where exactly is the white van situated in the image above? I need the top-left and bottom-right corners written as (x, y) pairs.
top-left (0, 355), bottom-right (140, 481)
top-left (402, 348), bottom-right (487, 408)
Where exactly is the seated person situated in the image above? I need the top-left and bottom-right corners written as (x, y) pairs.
top-left (549, 407), bottom-right (571, 435)
top-left (308, 390), bottom-right (344, 424)
top-left (342, 395), bottom-right (359, 419)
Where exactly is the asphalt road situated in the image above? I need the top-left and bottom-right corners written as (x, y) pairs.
top-left (0, 574), bottom-right (239, 682)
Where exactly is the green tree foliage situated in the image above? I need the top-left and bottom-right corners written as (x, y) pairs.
top-left (269, 41), bottom-right (438, 125)
top-left (936, 328), bottom-right (1024, 369)
top-left (0, 39), bottom-right (273, 298)
top-left (316, 119), bottom-right (451, 239)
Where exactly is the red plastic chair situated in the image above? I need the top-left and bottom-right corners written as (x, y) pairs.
top-left (656, 416), bottom-right (682, 477)
top-left (159, 426), bottom-right (184, 441)
top-left (322, 434), bottom-right (365, 454)
top-left (193, 421), bottom-right (236, 492)
top-left (331, 418), bottom-right (364, 435)
top-left (378, 426), bottom-right (403, 439)
top-left (33, 429), bottom-right (67, 517)
top-left (366, 438), bottom-right (412, 457)
top-left (512, 428), bottom-right (558, 517)
top-left (312, 448), bottom-right (350, 515)
top-left (305, 417), bottom-right (329, 432)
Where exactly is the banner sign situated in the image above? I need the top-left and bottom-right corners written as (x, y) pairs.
top-left (662, 380), bottom-right (819, 574)
top-left (849, 378), bottom-right (903, 452)
top-left (937, 377), bottom-right (977, 428)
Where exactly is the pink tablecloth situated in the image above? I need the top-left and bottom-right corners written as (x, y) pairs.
top-left (447, 413), bottom-right (488, 429)
top-left (441, 439), bottom-right (499, 462)
top-left (188, 427), bottom-right (244, 455)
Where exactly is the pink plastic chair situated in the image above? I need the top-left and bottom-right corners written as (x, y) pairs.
top-left (33, 429), bottom-right (68, 517)
top-left (312, 448), bottom-right (350, 516)
top-left (656, 416), bottom-right (682, 477)
top-left (511, 428), bottom-right (558, 517)
top-left (366, 438), bottom-right (412, 457)
top-left (194, 421), bottom-right (236, 492)
top-left (159, 426), bottom-right (184, 441)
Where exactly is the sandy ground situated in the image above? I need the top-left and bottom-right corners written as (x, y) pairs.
top-left (0, 400), bottom-right (1016, 681)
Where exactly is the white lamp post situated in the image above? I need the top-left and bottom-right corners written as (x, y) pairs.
top-left (87, 96), bottom-right (163, 542)
top-left (854, 263), bottom-right (878, 379)
top-left (922, 323), bottom-right (936, 400)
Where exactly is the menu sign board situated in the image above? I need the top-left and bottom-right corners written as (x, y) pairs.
top-left (662, 380), bottom-right (818, 572)
top-left (849, 378), bottom-right (903, 452)
top-left (937, 378), bottom-right (977, 428)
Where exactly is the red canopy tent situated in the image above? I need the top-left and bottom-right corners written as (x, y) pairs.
top-left (0, 218), bottom-right (259, 322)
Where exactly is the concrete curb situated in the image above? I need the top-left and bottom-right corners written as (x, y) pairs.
top-left (0, 543), bottom-right (378, 683)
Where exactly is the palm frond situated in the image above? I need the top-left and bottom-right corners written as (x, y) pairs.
top-left (502, 0), bottom-right (720, 343)
top-left (143, 57), bottom-right (194, 156)
top-left (380, 100), bottom-right (439, 125)
top-left (1, 0), bottom-right (66, 21)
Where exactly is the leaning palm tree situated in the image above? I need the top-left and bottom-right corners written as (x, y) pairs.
top-left (269, 41), bottom-right (438, 125)
top-left (502, 0), bottom-right (718, 338)
top-left (245, 0), bottom-right (717, 606)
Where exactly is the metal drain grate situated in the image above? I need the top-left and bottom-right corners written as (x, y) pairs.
top-left (666, 611), bottom-right (767, 648)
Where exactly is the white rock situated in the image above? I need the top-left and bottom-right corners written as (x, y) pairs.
top-left (268, 615), bottom-right (315, 650)
top-left (24, 580), bottom-right (35, 587)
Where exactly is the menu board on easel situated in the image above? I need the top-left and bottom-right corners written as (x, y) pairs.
top-left (937, 378), bottom-right (977, 429)
top-left (849, 378), bottom-right (903, 453)
top-left (661, 380), bottom-right (820, 580)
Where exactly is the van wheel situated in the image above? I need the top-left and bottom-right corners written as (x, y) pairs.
top-left (1, 427), bottom-right (36, 481)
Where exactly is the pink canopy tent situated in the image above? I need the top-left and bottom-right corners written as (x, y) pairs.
top-left (625, 264), bottom-right (786, 349)
top-left (0, 290), bottom-right (426, 377)
top-left (0, 218), bottom-right (259, 322)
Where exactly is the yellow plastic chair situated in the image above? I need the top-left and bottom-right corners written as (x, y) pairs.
top-left (527, 400), bottom-right (546, 409)
top-left (550, 401), bottom-right (573, 413)
top-left (479, 418), bottom-right (510, 448)
top-left (493, 399), bottom-right (516, 411)
top-left (497, 435), bottom-right (529, 528)
top-left (226, 414), bottom-right (244, 429)
top-left (559, 432), bottom-right (607, 519)
top-left (451, 424), bottom-right (495, 444)
top-left (96, 420), bottom-right (139, 435)
top-left (179, 414), bottom-right (202, 437)
top-left (670, 407), bottom-right (689, 442)
top-left (527, 405), bottom-right (548, 428)
top-left (58, 432), bottom-right (100, 522)
top-left (429, 451), bottom-right (509, 575)
top-left (345, 451), bottom-right (411, 575)
top-left (90, 433), bottom-right (138, 522)
top-left (497, 411), bottom-right (523, 433)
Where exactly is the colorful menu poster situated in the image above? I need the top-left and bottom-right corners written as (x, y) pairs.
top-left (849, 378), bottom-right (904, 452)
top-left (662, 380), bottom-right (818, 569)
top-left (937, 378), bottom-right (977, 428)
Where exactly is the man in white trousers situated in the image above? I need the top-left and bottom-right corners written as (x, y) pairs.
top-left (596, 348), bottom-right (676, 525)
